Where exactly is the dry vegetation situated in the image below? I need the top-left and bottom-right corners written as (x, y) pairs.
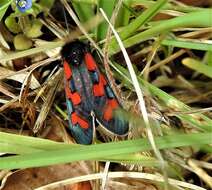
top-left (0, 0), bottom-right (212, 190)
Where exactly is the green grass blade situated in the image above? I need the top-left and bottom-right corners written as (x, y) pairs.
top-left (128, 0), bottom-right (205, 12)
top-left (0, 0), bottom-right (12, 21)
top-left (0, 143), bottom-right (43, 154)
top-left (0, 132), bottom-right (211, 169)
top-left (102, 154), bottom-right (160, 166)
top-left (109, 9), bottom-right (212, 54)
top-left (72, 0), bottom-right (97, 4)
top-left (97, 0), bottom-right (116, 41)
top-left (162, 38), bottom-right (212, 51)
top-left (115, 2), bottom-right (131, 27)
top-left (72, 2), bottom-right (95, 22)
top-left (182, 58), bottom-right (212, 78)
top-left (0, 132), bottom-right (76, 154)
top-left (109, 0), bottom-right (167, 48)
top-left (207, 51), bottom-right (212, 66)
top-left (122, 0), bottom-right (168, 39)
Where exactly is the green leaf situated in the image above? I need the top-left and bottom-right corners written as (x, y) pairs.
top-left (25, 19), bottom-right (43, 38)
top-left (5, 14), bottom-right (22, 33)
top-left (39, 0), bottom-right (55, 10)
top-left (14, 34), bottom-right (33, 50)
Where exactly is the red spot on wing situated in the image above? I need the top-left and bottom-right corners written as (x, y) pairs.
top-left (108, 99), bottom-right (118, 108)
top-left (103, 106), bottom-right (113, 121)
top-left (85, 53), bottom-right (97, 71)
top-left (63, 61), bottom-right (72, 80)
top-left (93, 83), bottom-right (104, 97)
top-left (103, 99), bottom-right (119, 121)
top-left (93, 74), bottom-right (108, 97)
top-left (100, 74), bottom-right (107, 85)
top-left (71, 112), bottom-right (89, 129)
top-left (65, 86), bottom-right (81, 105)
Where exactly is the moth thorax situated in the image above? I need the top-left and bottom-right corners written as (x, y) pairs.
top-left (70, 49), bottom-right (85, 65)
top-left (61, 41), bottom-right (87, 65)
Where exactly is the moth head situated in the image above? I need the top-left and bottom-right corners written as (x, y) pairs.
top-left (61, 40), bottom-right (87, 65)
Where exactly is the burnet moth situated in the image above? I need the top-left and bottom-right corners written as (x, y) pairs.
top-left (61, 40), bottom-right (129, 144)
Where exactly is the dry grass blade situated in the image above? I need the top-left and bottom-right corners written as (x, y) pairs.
top-left (34, 171), bottom-right (207, 190)
top-left (149, 49), bottom-right (187, 72)
top-left (0, 170), bottom-right (13, 190)
top-left (33, 69), bottom-right (63, 133)
top-left (190, 159), bottom-right (212, 170)
top-left (39, 17), bottom-right (67, 39)
top-left (0, 41), bottom-right (63, 62)
top-left (0, 82), bottom-right (16, 98)
top-left (0, 66), bottom-right (40, 90)
top-left (188, 159), bottom-right (212, 188)
top-left (0, 56), bottom-right (60, 80)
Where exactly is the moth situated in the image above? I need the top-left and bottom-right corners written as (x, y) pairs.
top-left (61, 41), bottom-right (129, 144)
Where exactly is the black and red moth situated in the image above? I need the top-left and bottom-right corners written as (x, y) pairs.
top-left (61, 41), bottom-right (129, 144)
